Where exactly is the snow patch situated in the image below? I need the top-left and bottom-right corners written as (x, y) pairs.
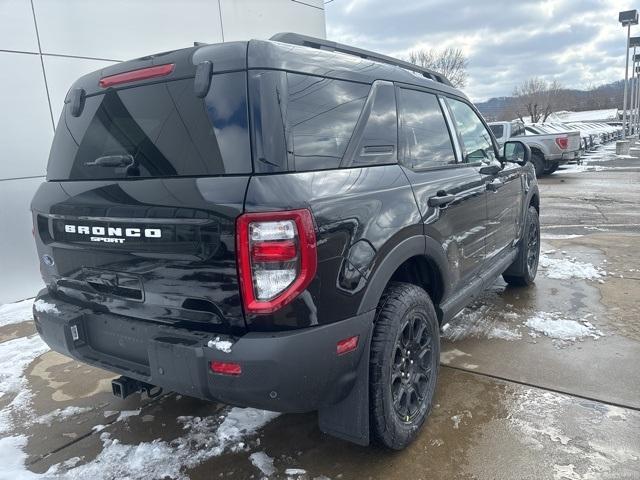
top-left (0, 435), bottom-right (40, 479)
top-left (33, 299), bottom-right (60, 315)
top-left (207, 337), bottom-right (233, 353)
top-left (443, 305), bottom-right (521, 342)
top-left (249, 451), bottom-right (276, 477)
top-left (116, 409), bottom-right (141, 422)
top-left (451, 410), bottom-right (472, 429)
top-left (525, 312), bottom-right (602, 342)
top-left (35, 406), bottom-right (93, 426)
top-left (284, 468), bottom-right (307, 476)
top-left (539, 254), bottom-right (605, 280)
top-left (541, 233), bottom-right (583, 240)
top-left (5, 407), bottom-right (280, 479)
top-left (0, 298), bottom-right (34, 328)
top-left (0, 334), bottom-right (50, 400)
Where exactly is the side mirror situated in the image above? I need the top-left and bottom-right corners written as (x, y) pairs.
top-left (503, 141), bottom-right (530, 166)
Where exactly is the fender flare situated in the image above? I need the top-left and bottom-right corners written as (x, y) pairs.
top-left (357, 235), bottom-right (451, 316)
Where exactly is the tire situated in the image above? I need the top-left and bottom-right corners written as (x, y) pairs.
top-left (543, 161), bottom-right (559, 174)
top-left (370, 282), bottom-right (440, 450)
top-left (531, 152), bottom-right (545, 178)
top-left (503, 206), bottom-right (540, 286)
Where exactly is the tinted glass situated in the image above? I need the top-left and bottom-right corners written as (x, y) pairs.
top-left (489, 124), bottom-right (504, 138)
top-left (398, 88), bottom-right (456, 169)
top-left (286, 73), bottom-right (369, 171)
top-left (351, 82), bottom-right (398, 166)
top-left (47, 72), bottom-right (251, 180)
top-left (446, 98), bottom-right (497, 163)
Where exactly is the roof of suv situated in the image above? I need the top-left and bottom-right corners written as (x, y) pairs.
top-left (247, 33), bottom-right (466, 99)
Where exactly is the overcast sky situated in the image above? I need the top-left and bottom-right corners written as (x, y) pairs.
top-left (325, 0), bottom-right (634, 101)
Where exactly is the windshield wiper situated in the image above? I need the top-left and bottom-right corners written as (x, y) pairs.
top-left (85, 154), bottom-right (134, 167)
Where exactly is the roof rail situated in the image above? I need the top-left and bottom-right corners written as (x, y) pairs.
top-left (269, 32), bottom-right (453, 87)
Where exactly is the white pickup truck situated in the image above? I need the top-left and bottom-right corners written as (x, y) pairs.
top-left (489, 121), bottom-right (581, 176)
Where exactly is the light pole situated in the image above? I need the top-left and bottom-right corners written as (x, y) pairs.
top-left (635, 62), bottom-right (640, 133)
top-left (619, 10), bottom-right (638, 136)
top-left (629, 36), bottom-right (640, 135)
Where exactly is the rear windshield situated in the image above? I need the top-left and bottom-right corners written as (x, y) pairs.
top-left (47, 72), bottom-right (251, 180)
top-left (489, 124), bottom-right (504, 138)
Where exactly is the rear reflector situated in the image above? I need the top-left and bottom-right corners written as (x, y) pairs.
top-left (99, 63), bottom-right (175, 88)
top-left (210, 361), bottom-right (242, 376)
top-left (337, 335), bottom-right (359, 355)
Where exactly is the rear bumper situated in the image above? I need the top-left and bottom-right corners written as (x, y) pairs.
top-left (33, 289), bottom-right (374, 413)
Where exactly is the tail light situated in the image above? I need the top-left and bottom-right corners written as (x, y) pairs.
top-left (210, 361), bottom-right (242, 376)
top-left (99, 64), bottom-right (175, 88)
top-left (555, 136), bottom-right (569, 149)
top-left (236, 209), bottom-right (317, 314)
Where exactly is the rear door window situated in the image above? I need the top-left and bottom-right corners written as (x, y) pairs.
top-left (285, 74), bottom-right (369, 171)
top-left (47, 72), bottom-right (251, 180)
top-left (398, 88), bottom-right (456, 169)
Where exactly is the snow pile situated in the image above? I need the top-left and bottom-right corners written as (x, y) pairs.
top-left (0, 298), bottom-right (34, 327)
top-left (525, 312), bottom-right (602, 342)
top-left (207, 337), bottom-right (233, 353)
top-left (539, 254), bottom-right (605, 280)
top-left (0, 334), bottom-right (50, 434)
top-left (35, 406), bottom-right (93, 426)
top-left (249, 451), bottom-right (276, 477)
top-left (0, 435), bottom-right (40, 480)
top-left (43, 408), bottom-right (279, 479)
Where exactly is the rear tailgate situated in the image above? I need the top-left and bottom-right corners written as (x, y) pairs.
top-left (32, 43), bottom-right (251, 335)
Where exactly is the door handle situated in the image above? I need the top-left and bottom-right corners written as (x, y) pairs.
top-left (428, 193), bottom-right (456, 207)
top-left (486, 179), bottom-right (503, 192)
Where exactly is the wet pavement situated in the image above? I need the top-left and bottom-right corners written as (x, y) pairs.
top-left (1, 144), bottom-right (639, 479)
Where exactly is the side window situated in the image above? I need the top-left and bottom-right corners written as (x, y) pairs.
top-left (286, 73), bottom-right (369, 171)
top-left (446, 98), bottom-right (497, 163)
top-left (398, 88), bottom-right (456, 169)
top-left (351, 82), bottom-right (398, 166)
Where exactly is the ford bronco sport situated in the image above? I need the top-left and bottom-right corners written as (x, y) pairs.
top-left (31, 33), bottom-right (540, 449)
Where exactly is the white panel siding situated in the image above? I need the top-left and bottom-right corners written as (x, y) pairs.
top-left (33, 0), bottom-right (224, 60)
top-left (0, 177), bottom-right (44, 304)
top-left (219, 0), bottom-right (326, 42)
top-left (43, 55), bottom-right (116, 124)
top-left (0, 52), bottom-right (53, 180)
top-left (0, 0), bottom-right (39, 53)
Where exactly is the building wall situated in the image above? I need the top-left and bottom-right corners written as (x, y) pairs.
top-left (0, 0), bottom-right (326, 304)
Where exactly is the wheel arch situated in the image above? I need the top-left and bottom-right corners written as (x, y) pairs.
top-left (358, 236), bottom-right (450, 323)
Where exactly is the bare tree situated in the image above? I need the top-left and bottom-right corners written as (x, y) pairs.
top-left (512, 77), bottom-right (563, 123)
top-left (407, 48), bottom-right (469, 88)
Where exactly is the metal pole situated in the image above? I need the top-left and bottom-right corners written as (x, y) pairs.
top-left (631, 48), bottom-right (636, 135)
top-left (636, 64), bottom-right (640, 133)
top-left (623, 23), bottom-right (631, 136)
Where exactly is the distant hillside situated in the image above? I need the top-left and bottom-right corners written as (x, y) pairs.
top-left (476, 80), bottom-right (625, 122)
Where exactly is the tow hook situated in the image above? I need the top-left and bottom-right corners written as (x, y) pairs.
top-left (111, 376), bottom-right (162, 399)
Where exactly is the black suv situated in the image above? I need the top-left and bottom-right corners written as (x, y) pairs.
top-left (31, 33), bottom-right (540, 449)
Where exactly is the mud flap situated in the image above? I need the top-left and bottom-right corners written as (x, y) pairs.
top-left (317, 321), bottom-right (373, 446)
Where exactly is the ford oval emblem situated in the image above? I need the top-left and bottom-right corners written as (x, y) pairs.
top-left (42, 254), bottom-right (55, 266)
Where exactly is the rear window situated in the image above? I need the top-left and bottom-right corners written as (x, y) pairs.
top-left (47, 72), bottom-right (251, 180)
top-left (489, 124), bottom-right (504, 138)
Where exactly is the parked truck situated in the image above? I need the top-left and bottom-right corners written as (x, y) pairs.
top-left (489, 121), bottom-right (581, 176)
